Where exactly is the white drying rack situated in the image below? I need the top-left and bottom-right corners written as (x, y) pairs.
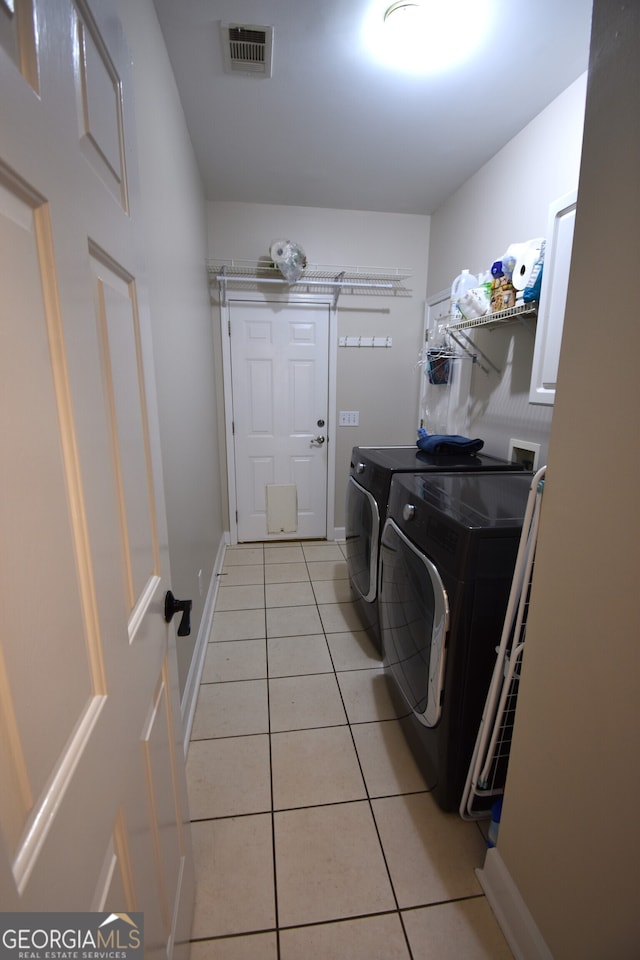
top-left (460, 466), bottom-right (546, 820)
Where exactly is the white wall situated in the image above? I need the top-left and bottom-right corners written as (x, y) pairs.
top-left (118, 0), bottom-right (224, 695)
top-left (208, 202), bottom-right (430, 530)
top-left (487, 2), bottom-right (640, 955)
top-left (427, 75), bottom-right (587, 464)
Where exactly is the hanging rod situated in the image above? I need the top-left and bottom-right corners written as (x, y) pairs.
top-left (208, 259), bottom-right (412, 307)
top-left (214, 274), bottom-right (396, 289)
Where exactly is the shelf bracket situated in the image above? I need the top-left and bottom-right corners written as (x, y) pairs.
top-left (333, 271), bottom-right (345, 310)
top-left (447, 329), bottom-right (499, 376)
top-left (455, 328), bottom-right (501, 375)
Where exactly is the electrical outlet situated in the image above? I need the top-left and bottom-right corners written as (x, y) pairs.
top-left (509, 439), bottom-right (540, 471)
top-left (339, 410), bottom-right (359, 426)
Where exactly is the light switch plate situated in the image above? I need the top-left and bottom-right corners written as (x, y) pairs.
top-left (339, 411), bottom-right (359, 426)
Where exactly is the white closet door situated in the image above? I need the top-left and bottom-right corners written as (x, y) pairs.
top-left (0, 2), bottom-right (193, 955)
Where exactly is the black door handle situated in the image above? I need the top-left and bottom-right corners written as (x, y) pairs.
top-left (164, 590), bottom-right (192, 636)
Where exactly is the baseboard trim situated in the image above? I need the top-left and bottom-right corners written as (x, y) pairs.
top-left (180, 533), bottom-right (226, 754)
top-left (477, 848), bottom-right (554, 960)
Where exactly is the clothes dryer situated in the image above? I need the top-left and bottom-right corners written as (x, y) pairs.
top-left (345, 446), bottom-right (525, 652)
top-left (378, 471), bottom-right (532, 811)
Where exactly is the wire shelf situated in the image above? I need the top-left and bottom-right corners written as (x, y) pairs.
top-left (208, 258), bottom-right (412, 305)
top-left (443, 301), bottom-right (537, 332)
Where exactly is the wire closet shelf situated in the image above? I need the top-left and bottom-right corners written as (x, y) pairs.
top-left (208, 259), bottom-right (412, 307)
top-left (441, 301), bottom-right (537, 333)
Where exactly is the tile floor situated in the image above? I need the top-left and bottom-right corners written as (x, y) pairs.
top-left (186, 541), bottom-right (514, 960)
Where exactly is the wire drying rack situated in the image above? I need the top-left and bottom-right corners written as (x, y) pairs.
top-left (460, 466), bottom-right (546, 820)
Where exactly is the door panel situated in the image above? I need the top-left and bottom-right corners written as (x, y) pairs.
top-left (229, 298), bottom-right (330, 542)
top-left (92, 811), bottom-right (137, 911)
top-left (247, 358), bottom-right (273, 433)
top-left (291, 456), bottom-right (314, 516)
top-left (76, 9), bottom-right (128, 208)
top-left (0, 170), bottom-right (102, 864)
top-left (0, 1), bottom-right (193, 952)
top-left (290, 360), bottom-right (314, 432)
top-left (141, 662), bottom-right (186, 941)
top-left (249, 458), bottom-right (274, 513)
top-left (90, 248), bottom-right (158, 610)
top-left (0, 0), bottom-right (38, 93)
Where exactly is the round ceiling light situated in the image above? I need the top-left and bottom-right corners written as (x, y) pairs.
top-left (364, 0), bottom-right (494, 75)
top-left (384, 1), bottom-right (422, 22)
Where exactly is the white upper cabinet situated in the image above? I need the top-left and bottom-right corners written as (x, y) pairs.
top-left (529, 189), bottom-right (578, 405)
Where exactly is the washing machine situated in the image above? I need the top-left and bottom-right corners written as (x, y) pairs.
top-left (378, 470), bottom-right (533, 811)
top-left (345, 446), bottom-right (525, 652)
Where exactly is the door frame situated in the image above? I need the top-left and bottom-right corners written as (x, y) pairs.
top-left (219, 290), bottom-right (337, 544)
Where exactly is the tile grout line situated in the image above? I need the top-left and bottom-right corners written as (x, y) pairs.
top-left (192, 542), bottom-right (494, 955)
top-left (189, 896), bottom-right (500, 950)
top-left (322, 601), bottom-right (417, 960)
top-left (264, 550), bottom-right (283, 960)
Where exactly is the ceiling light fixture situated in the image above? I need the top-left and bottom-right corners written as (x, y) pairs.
top-left (363, 0), bottom-right (493, 75)
top-left (384, 1), bottom-right (420, 21)
top-left (384, 2), bottom-right (422, 24)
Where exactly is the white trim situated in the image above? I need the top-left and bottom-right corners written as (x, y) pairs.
top-left (219, 290), bottom-right (337, 545)
top-left (326, 298), bottom-right (337, 542)
top-left (220, 299), bottom-right (238, 543)
top-left (180, 533), bottom-right (226, 754)
top-left (427, 287), bottom-right (450, 308)
top-left (529, 189), bottom-right (577, 406)
top-left (477, 848), bottom-right (554, 960)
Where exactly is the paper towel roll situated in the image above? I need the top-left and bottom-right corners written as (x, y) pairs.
top-left (269, 238), bottom-right (307, 282)
top-left (270, 239), bottom-right (290, 262)
top-left (507, 239), bottom-right (544, 291)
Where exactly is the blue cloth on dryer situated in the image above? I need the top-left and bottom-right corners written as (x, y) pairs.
top-left (417, 428), bottom-right (484, 455)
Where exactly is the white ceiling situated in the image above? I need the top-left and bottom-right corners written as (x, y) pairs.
top-left (151, 0), bottom-right (593, 216)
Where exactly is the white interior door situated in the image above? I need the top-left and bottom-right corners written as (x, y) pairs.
top-left (228, 298), bottom-right (330, 542)
top-left (0, 2), bottom-right (193, 955)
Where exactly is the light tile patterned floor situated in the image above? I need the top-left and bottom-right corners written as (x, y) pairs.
top-left (186, 541), bottom-right (514, 960)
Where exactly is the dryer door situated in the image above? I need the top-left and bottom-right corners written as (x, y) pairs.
top-left (345, 476), bottom-right (380, 602)
top-left (379, 519), bottom-right (449, 727)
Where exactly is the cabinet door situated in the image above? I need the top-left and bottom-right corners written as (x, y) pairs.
top-left (529, 190), bottom-right (578, 405)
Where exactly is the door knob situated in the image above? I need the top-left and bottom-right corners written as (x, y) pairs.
top-left (164, 590), bottom-right (192, 636)
top-left (310, 435), bottom-right (325, 446)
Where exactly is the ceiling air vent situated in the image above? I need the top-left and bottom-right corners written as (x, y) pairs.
top-left (221, 22), bottom-right (274, 78)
